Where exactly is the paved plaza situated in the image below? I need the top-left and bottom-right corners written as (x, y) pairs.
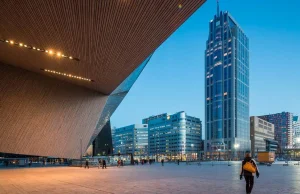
top-left (0, 162), bottom-right (299, 194)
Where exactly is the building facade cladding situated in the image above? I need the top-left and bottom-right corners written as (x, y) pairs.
top-left (0, 0), bottom-right (207, 159)
top-left (143, 111), bottom-right (202, 157)
top-left (112, 124), bottom-right (148, 156)
top-left (259, 112), bottom-right (293, 149)
top-left (293, 116), bottom-right (300, 148)
top-left (250, 116), bottom-right (275, 156)
top-left (205, 10), bottom-right (250, 152)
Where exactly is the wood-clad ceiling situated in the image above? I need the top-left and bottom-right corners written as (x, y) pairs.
top-left (0, 0), bottom-right (206, 94)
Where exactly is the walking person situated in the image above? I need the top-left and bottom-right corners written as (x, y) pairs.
top-left (85, 160), bottom-right (89, 169)
top-left (98, 159), bottom-right (101, 169)
top-left (240, 153), bottom-right (260, 194)
top-left (161, 159), bottom-right (164, 166)
top-left (177, 159), bottom-right (180, 165)
top-left (102, 159), bottom-right (107, 169)
top-left (121, 160), bottom-right (124, 167)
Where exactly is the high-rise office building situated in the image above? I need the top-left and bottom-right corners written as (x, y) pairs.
top-left (293, 116), bottom-right (300, 148)
top-left (250, 116), bottom-right (276, 157)
top-left (112, 124), bottom-right (148, 156)
top-left (143, 111), bottom-right (202, 161)
top-left (204, 3), bottom-right (250, 154)
top-left (259, 112), bottom-right (293, 150)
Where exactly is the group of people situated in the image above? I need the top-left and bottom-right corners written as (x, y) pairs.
top-left (84, 159), bottom-right (107, 169)
top-left (117, 159), bottom-right (124, 167)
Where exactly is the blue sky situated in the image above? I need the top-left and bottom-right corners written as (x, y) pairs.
top-left (111, 0), bottom-right (300, 128)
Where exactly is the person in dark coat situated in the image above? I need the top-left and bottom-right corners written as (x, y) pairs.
top-left (98, 159), bottom-right (101, 169)
top-left (102, 159), bottom-right (107, 169)
top-left (85, 160), bottom-right (89, 169)
top-left (161, 159), bottom-right (164, 166)
top-left (240, 153), bottom-right (260, 194)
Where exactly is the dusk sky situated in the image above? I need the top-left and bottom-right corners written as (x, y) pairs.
top-left (111, 0), bottom-right (300, 129)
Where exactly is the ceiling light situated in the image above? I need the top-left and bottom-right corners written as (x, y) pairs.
top-left (42, 69), bottom-right (93, 82)
top-left (1, 38), bottom-right (80, 61)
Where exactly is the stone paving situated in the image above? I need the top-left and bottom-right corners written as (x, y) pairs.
top-left (0, 162), bottom-right (299, 194)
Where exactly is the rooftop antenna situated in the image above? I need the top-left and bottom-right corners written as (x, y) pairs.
top-left (217, 0), bottom-right (220, 17)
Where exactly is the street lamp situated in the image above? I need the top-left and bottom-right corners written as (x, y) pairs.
top-left (234, 144), bottom-right (240, 160)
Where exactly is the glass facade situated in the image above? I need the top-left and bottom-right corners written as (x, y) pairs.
top-left (86, 54), bottom-right (153, 148)
top-left (143, 111), bottom-right (202, 160)
top-left (205, 10), bottom-right (250, 153)
top-left (293, 116), bottom-right (300, 148)
top-left (112, 124), bottom-right (148, 156)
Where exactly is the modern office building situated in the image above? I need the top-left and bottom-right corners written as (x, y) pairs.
top-left (259, 112), bottom-right (293, 150)
top-left (0, 0), bottom-right (206, 158)
top-left (204, 2), bottom-right (250, 155)
top-left (293, 116), bottom-right (300, 148)
top-left (250, 116), bottom-right (276, 157)
top-left (143, 111), bottom-right (202, 161)
top-left (112, 124), bottom-right (148, 157)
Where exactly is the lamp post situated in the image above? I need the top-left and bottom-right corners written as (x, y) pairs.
top-left (227, 144), bottom-right (231, 166)
top-left (234, 143), bottom-right (240, 161)
top-left (80, 138), bottom-right (82, 167)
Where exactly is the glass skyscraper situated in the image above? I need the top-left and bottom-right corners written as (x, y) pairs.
top-left (204, 5), bottom-right (250, 155)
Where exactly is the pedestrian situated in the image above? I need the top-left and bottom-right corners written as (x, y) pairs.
top-left (161, 159), bottom-right (164, 166)
top-left (102, 159), bottom-right (107, 169)
top-left (240, 153), bottom-right (260, 194)
top-left (98, 159), bottom-right (101, 169)
top-left (29, 160), bottom-right (32, 167)
top-left (117, 159), bottom-right (120, 167)
top-left (85, 160), bottom-right (89, 169)
top-left (177, 159), bottom-right (180, 165)
top-left (121, 160), bottom-right (124, 167)
top-left (149, 160), bottom-right (152, 165)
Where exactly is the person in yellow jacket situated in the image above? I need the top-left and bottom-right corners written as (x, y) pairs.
top-left (240, 153), bottom-right (260, 194)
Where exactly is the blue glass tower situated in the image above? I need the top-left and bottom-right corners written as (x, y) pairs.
top-left (204, 3), bottom-right (250, 155)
